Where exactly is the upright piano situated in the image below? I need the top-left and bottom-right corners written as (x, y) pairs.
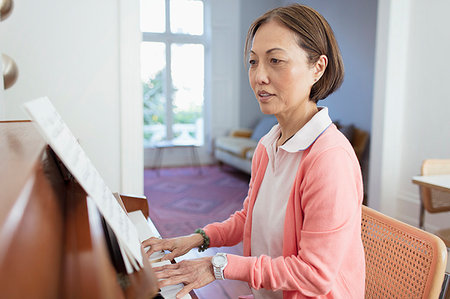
top-left (0, 120), bottom-right (160, 298)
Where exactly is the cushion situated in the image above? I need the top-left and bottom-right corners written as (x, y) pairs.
top-left (250, 115), bottom-right (278, 141)
top-left (215, 136), bottom-right (258, 158)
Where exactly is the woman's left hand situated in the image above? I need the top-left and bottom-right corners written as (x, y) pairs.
top-left (153, 257), bottom-right (215, 299)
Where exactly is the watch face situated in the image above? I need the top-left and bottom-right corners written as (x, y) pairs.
top-left (213, 255), bottom-right (227, 267)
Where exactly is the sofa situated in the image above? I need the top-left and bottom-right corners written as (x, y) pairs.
top-left (214, 116), bottom-right (369, 175)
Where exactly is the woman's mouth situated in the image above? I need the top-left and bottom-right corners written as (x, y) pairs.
top-left (257, 91), bottom-right (274, 102)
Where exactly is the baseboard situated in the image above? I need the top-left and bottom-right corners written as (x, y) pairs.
top-left (396, 190), bottom-right (449, 233)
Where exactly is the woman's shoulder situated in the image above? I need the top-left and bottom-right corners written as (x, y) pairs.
top-left (305, 123), bottom-right (356, 161)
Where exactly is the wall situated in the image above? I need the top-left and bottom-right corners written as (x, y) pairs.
top-left (0, 0), bottom-right (123, 192)
top-left (283, 0), bottom-right (377, 134)
top-left (370, 0), bottom-right (450, 230)
top-left (238, 0), bottom-right (281, 129)
top-left (398, 0), bottom-right (450, 229)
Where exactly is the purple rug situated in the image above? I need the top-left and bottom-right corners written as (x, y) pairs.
top-left (144, 165), bottom-right (250, 238)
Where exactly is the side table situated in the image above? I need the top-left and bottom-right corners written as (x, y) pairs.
top-left (152, 140), bottom-right (202, 176)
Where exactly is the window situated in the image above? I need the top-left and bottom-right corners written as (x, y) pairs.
top-left (140, 0), bottom-right (206, 147)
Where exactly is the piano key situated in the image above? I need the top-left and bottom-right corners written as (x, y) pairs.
top-left (129, 212), bottom-right (191, 299)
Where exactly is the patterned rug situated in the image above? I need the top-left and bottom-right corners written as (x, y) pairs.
top-left (144, 165), bottom-right (250, 238)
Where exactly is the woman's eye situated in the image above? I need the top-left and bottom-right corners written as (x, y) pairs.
top-left (270, 58), bottom-right (281, 64)
top-left (249, 59), bottom-right (256, 65)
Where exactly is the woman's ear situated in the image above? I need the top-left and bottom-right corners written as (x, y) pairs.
top-left (313, 55), bottom-right (328, 82)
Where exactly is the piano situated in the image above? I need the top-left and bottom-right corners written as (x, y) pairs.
top-left (0, 120), bottom-right (195, 299)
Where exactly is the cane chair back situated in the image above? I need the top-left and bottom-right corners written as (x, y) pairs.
top-left (421, 159), bottom-right (450, 213)
top-left (361, 205), bottom-right (447, 298)
top-left (419, 159), bottom-right (450, 247)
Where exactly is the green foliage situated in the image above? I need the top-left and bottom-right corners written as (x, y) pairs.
top-left (143, 70), bottom-right (165, 126)
top-left (143, 69), bottom-right (203, 143)
top-left (173, 105), bottom-right (202, 124)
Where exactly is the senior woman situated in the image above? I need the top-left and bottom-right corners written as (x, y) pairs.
top-left (143, 4), bottom-right (365, 299)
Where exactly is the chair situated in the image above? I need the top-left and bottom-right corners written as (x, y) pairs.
top-left (361, 205), bottom-right (448, 298)
top-left (419, 159), bottom-right (450, 247)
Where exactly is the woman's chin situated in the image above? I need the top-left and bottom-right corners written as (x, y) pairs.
top-left (258, 104), bottom-right (277, 115)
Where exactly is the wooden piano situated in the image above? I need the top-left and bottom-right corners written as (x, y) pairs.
top-left (0, 120), bottom-right (161, 298)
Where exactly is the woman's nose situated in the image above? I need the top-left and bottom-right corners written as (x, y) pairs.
top-left (253, 64), bottom-right (270, 85)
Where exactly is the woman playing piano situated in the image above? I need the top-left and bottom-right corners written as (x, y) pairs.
top-left (143, 4), bottom-right (365, 298)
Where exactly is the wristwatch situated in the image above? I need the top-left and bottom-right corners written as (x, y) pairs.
top-left (211, 253), bottom-right (228, 280)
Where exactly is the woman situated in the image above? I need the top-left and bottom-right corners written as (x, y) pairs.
top-left (143, 4), bottom-right (365, 298)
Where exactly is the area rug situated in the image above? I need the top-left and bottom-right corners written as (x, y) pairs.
top-left (144, 165), bottom-right (250, 238)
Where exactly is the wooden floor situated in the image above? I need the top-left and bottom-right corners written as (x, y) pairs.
top-left (175, 242), bottom-right (252, 299)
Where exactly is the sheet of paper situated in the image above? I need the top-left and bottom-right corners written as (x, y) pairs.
top-left (128, 210), bottom-right (165, 262)
top-left (23, 97), bottom-right (143, 271)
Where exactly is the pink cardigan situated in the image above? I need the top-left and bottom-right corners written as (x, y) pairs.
top-left (204, 124), bottom-right (365, 298)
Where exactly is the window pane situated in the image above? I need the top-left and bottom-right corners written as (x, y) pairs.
top-left (170, 0), bottom-right (203, 35)
top-left (171, 43), bottom-right (204, 145)
top-left (141, 42), bottom-right (167, 145)
top-left (140, 0), bottom-right (165, 33)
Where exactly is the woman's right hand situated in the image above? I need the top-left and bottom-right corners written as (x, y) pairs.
top-left (142, 233), bottom-right (204, 261)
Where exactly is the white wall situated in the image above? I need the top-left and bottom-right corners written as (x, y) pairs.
top-left (0, 0), bottom-right (125, 193)
top-left (396, 0), bottom-right (450, 229)
top-left (370, 0), bottom-right (450, 230)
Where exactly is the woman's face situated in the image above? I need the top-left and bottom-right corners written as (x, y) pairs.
top-left (248, 20), bottom-right (320, 117)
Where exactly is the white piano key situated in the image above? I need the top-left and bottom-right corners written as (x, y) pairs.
top-left (128, 212), bottom-right (191, 299)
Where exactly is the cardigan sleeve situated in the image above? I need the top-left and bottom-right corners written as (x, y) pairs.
top-left (223, 146), bottom-right (363, 297)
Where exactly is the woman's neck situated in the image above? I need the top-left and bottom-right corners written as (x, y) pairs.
top-left (276, 102), bottom-right (318, 147)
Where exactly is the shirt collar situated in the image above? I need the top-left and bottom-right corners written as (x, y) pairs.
top-left (262, 107), bottom-right (332, 152)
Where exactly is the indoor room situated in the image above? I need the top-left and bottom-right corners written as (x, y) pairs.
top-left (1, 0), bottom-right (449, 298)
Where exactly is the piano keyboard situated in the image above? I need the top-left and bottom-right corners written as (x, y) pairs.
top-left (128, 210), bottom-right (192, 299)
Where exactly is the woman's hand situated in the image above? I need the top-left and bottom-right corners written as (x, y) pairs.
top-left (142, 233), bottom-right (203, 261)
top-left (153, 257), bottom-right (215, 299)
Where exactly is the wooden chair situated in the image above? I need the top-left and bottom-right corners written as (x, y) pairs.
top-left (361, 205), bottom-right (448, 298)
top-left (419, 159), bottom-right (450, 248)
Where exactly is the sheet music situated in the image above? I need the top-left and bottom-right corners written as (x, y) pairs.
top-left (23, 97), bottom-right (143, 272)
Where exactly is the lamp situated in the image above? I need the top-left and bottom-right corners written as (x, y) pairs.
top-left (0, 0), bottom-right (13, 21)
top-left (2, 54), bottom-right (18, 89)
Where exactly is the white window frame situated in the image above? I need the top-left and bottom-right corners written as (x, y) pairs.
top-left (141, 0), bottom-right (210, 143)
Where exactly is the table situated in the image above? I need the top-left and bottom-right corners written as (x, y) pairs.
top-left (152, 140), bottom-right (202, 176)
top-left (412, 175), bottom-right (450, 193)
top-left (412, 174), bottom-right (450, 237)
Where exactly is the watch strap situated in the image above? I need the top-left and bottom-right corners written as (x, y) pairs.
top-left (212, 253), bottom-right (227, 280)
top-left (214, 266), bottom-right (225, 280)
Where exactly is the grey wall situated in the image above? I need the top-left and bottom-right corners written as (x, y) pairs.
top-left (284, 0), bottom-right (377, 133)
top-left (236, 0), bottom-right (378, 133)
top-left (238, 0), bottom-right (281, 129)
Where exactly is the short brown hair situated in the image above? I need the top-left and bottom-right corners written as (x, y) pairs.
top-left (244, 4), bottom-right (344, 103)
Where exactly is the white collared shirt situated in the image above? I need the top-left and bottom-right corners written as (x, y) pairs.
top-left (251, 107), bottom-right (332, 299)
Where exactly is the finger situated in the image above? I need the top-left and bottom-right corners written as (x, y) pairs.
top-left (153, 263), bottom-right (179, 272)
top-left (146, 243), bottom-right (167, 258)
top-left (143, 238), bottom-right (164, 257)
top-left (176, 283), bottom-right (195, 299)
top-left (157, 273), bottom-right (185, 288)
top-left (142, 236), bottom-right (161, 247)
top-left (145, 246), bottom-right (161, 258)
top-left (162, 251), bottom-right (177, 261)
top-left (155, 272), bottom-right (176, 287)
